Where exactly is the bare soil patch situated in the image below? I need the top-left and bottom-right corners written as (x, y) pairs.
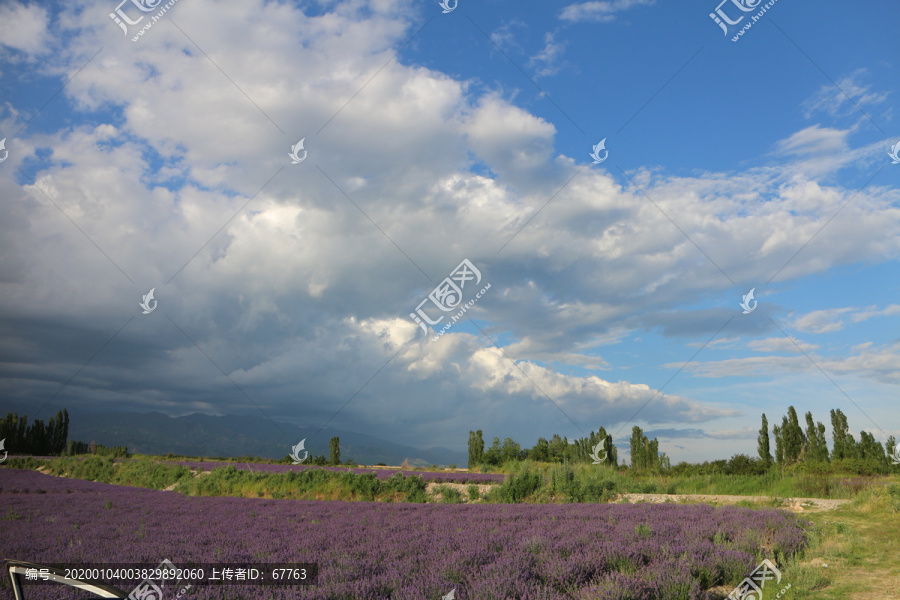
top-left (616, 493), bottom-right (849, 512)
top-left (426, 482), bottom-right (496, 502)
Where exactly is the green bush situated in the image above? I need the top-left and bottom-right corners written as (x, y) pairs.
top-left (580, 478), bottom-right (617, 502)
top-left (498, 470), bottom-right (543, 503)
top-left (1, 457), bottom-right (50, 470)
top-left (347, 473), bottom-right (380, 501)
top-left (467, 485), bottom-right (480, 501)
top-left (383, 473), bottom-right (427, 502)
top-left (549, 464), bottom-right (576, 495)
top-left (436, 485), bottom-right (464, 503)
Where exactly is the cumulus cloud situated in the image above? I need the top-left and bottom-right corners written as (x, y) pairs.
top-left (1, 0), bottom-right (897, 454)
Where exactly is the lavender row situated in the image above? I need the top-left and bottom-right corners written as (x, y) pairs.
top-left (165, 460), bottom-right (506, 484)
top-left (0, 469), bottom-right (808, 599)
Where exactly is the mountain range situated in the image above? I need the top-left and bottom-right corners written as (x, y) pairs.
top-left (1, 405), bottom-right (466, 467)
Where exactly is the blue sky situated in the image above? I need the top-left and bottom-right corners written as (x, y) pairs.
top-left (0, 0), bottom-right (898, 463)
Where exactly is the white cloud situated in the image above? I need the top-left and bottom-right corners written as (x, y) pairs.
top-left (775, 125), bottom-right (850, 157)
top-left (790, 304), bottom-right (900, 333)
top-left (1, 0), bottom-right (898, 451)
top-left (851, 304), bottom-right (900, 323)
top-left (560, 0), bottom-right (655, 23)
top-left (0, 2), bottom-right (49, 55)
top-left (528, 32), bottom-right (566, 78)
top-left (790, 307), bottom-right (855, 333)
top-left (490, 20), bottom-right (526, 53)
top-left (672, 342), bottom-right (900, 387)
top-left (748, 337), bottom-right (819, 353)
top-left (802, 70), bottom-right (890, 119)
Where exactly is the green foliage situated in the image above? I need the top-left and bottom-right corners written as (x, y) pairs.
top-left (482, 436), bottom-right (503, 466)
top-left (307, 454), bottom-right (329, 466)
top-left (795, 472), bottom-right (832, 497)
top-left (758, 413), bottom-right (772, 467)
top-left (498, 468), bottom-right (543, 502)
top-left (467, 484), bottom-right (480, 501)
top-left (1, 456), bottom-right (50, 470)
top-left (329, 437), bottom-right (341, 466)
top-left (0, 409), bottom-right (69, 456)
top-left (830, 408), bottom-right (864, 462)
top-left (435, 485), bottom-right (464, 503)
top-left (780, 406), bottom-right (806, 464)
top-left (43, 456), bottom-right (118, 482)
top-left (570, 427), bottom-right (618, 467)
top-left (629, 426), bottom-right (664, 471)
top-left (547, 463), bottom-right (618, 502)
top-left (803, 412), bottom-right (829, 463)
top-left (467, 430), bottom-right (485, 468)
top-left (549, 463), bottom-right (576, 495)
top-left (345, 472), bottom-right (379, 501)
top-left (725, 454), bottom-right (768, 476)
top-left (382, 472), bottom-right (427, 502)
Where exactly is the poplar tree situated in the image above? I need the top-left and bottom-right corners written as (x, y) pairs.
top-left (758, 414), bottom-right (772, 466)
top-left (329, 436), bottom-right (340, 465)
top-left (630, 426), bottom-right (645, 470)
top-left (772, 423), bottom-right (784, 464)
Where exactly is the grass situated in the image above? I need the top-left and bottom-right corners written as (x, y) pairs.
top-left (494, 460), bottom-right (896, 500)
top-left (8, 456), bottom-right (896, 507)
top-left (759, 484), bottom-right (900, 599)
top-left (11, 456), bottom-right (429, 503)
top-left (172, 464), bottom-right (430, 503)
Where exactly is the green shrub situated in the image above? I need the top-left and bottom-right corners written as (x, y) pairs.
top-left (499, 470), bottom-right (543, 503)
top-left (382, 473), bottom-right (427, 502)
top-left (549, 464), bottom-right (576, 495)
top-left (467, 485), bottom-right (480, 501)
top-left (348, 473), bottom-right (381, 501)
top-left (1, 457), bottom-right (50, 470)
top-left (436, 485), bottom-right (464, 503)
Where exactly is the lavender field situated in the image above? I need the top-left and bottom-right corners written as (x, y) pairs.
top-left (0, 469), bottom-right (809, 599)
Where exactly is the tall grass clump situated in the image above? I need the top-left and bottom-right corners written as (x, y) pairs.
top-left (849, 482), bottom-right (900, 513)
top-left (42, 456), bottom-right (118, 482)
top-left (1, 457), bottom-right (51, 470)
top-left (547, 463), bottom-right (618, 502)
top-left (499, 469), bottom-right (543, 502)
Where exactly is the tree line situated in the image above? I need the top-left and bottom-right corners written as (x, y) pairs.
top-left (757, 407), bottom-right (895, 473)
top-left (468, 406), bottom-right (897, 475)
top-left (468, 427), bottom-right (621, 468)
top-left (282, 436), bottom-right (347, 466)
top-left (66, 440), bottom-right (130, 458)
top-left (0, 410), bottom-right (69, 456)
top-left (0, 410), bottom-right (134, 458)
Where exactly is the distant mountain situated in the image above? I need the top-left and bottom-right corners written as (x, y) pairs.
top-left (47, 410), bottom-right (467, 467)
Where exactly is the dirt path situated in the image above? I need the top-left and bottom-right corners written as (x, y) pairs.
top-left (426, 482), bottom-right (496, 501)
top-left (616, 493), bottom-right (850, 512)
top-left (425, 483), bottom-right (851, 511)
